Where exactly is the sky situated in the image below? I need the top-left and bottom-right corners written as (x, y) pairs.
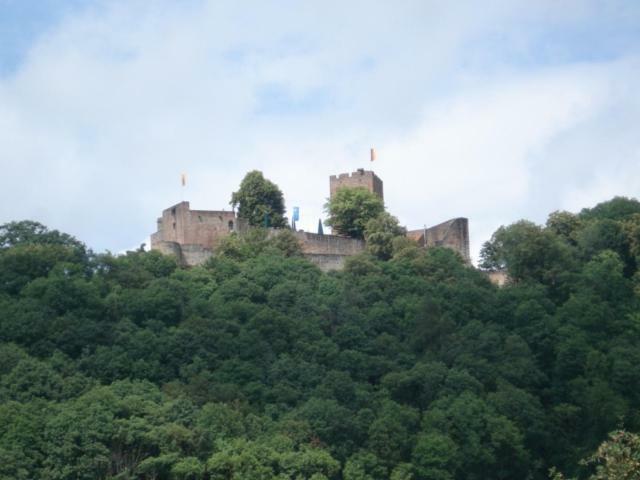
top-left (1, 0), bottom-right (639, 262)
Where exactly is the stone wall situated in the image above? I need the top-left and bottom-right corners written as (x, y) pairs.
top-left (180, 244), bottom-right (214, 266)
top-left (151, 204), bottom-right (366, 270)
top-left (152, 228), bottom-right (364, 270)
top-left (294, 231), bottom-right (365, 255)
top-left (150, 201), bottom-right (247, 267)
top-left (151, 201), bottom-right (245, 252)
top-left (293, 231), bottom-right (365, 271)
top-left (407, 217), bottom-right (470, 263)
top-left (151, 202), bottom-right (247, 253)
top-left (150, 240), bottom-right (214, 267)
top-left (303, 253), bottom-right (355, 271)
top-left (329, 169), bottom-right (384, 200)
top-left (151, 240), bottom-right (182, 259)
top-left (150, 170), bottom-right (472, 271)
top-left (151, 206), bottom-right (470, 269)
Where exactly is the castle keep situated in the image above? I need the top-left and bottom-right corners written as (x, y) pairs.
top-left (150, 170), bottom-right (470, 270)
top-left (330, 169), bottom-right (383, 200)
top-left (151, 202), bottom-right (248, 266)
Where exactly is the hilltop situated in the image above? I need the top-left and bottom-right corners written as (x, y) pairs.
top-left (0, 196), bottom-right (639, 479)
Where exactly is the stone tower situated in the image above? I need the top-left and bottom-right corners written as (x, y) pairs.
top-left (329, 168), bottom-right (384, 200)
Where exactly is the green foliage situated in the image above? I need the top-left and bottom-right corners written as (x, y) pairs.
top-left (215, 228), bottom-right (302, 261)
top-left (343, 451), bottom-right (388, 479)
top-left (324, 188), bottom-right (385, 239)
top-left (412, 432), bottom-right (458, 480)
top-left (546, 211), bottom-right (582, 244)
top-left (550, 430), bottom-right (640, 480)
top-left (0, 220), bottom-right (86, 252)
top-left (231, 170), bottom-right (287, 228)
top-left (421, 391), bottom-right (529, 479)
top-left (364, 212), bottom-right (406, 260)
top-left (171, 457), bottom-right (205, 479)
top-left (579, 196), bottom-right (640, 222)
top-left (479, 220), bottom-right (575, 286)
top-left (2, 197), bottom-right (640, 479)
top-left (207, 437), bottom-right (339, 480)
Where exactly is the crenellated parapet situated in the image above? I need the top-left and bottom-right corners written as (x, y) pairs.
top-left (150, 169), bottom-right (471, 269)
top-left (329, 168), bottom-right (383, 200)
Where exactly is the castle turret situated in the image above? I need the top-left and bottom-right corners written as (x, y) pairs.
top-left (329, 168), bottom-right (383, 200)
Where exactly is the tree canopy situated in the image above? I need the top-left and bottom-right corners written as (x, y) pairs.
top-left (231, 170), bottom-right (287, 228)
top-left (324, 187), bottom-right (385, 239)
top-left (1, 195), bottom-right (640, 479)
top-left (0, 220), bottom-right (86, 251)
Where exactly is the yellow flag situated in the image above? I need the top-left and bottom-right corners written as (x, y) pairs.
top-left (181, 173), bottom-right (186, 186)
top-left (370, 148), bottom-right (376, 162)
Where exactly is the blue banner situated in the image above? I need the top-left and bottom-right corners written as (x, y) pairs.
top-left (293, 206), bottom-right (300, 221)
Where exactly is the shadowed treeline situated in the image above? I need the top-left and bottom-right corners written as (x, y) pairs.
top-left (1, 196), bottom-right (640, 479)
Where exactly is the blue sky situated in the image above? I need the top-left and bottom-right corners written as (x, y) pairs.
top-left (0, 0), bottom-right (89, 74)
top-left (0, 0), bottom-right (639, 261)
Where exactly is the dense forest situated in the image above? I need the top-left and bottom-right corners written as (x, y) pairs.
top-left (1, 196), bottom-right (640, 479)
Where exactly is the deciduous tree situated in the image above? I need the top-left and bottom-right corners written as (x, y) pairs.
top-left (231, 171), bottom-right (287, 228)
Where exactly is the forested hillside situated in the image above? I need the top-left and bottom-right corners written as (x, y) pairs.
top-left (1, 197), bottom-right (640, 480)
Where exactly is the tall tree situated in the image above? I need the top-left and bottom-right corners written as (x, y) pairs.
top-left (0, 220), bottom-right (86, 252)
top-left (364, 212), bottom-right (406, 260)
top-left (231, 171), bottom-right (287, 228)
top-left (479, 220), bottom-right (575, 286)
top-left (324, 188), bottom-right (385, 239)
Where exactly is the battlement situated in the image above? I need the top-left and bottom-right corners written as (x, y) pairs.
top-left (329, 170), bottom-right (375, 180)
top-left (151, 169), bottom-right (471, 270)
top-left (330, 168), bottom-right (383, 200)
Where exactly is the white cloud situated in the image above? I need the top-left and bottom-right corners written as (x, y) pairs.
top-left (0, 0), bottom-right (638, 262)
top-left (258, 60), bottom-right (640, 262)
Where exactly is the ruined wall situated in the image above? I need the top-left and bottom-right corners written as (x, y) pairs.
top-left (153, 227), bottom-right (365, 270)
top-left (150, 170), bottom-right (472, 271)
top-left (292, 231), bottom-right (365, 271)
top-left (151, 206), bottom-right (471, 269)
top-left (152, 201), bottom-right (240, 250)
top-left (294, 231), bottom-right (365, 256)
top-left (303, 254), bottom-right (355, 271)
top-left (151, 203), bottom-right (366, 270)
top-left (150, 202), bottom-right (247, 267)
top-left (150, 240), bottom-right (213, 267)
top-left (329, 169), bottom-right (384, 200)
top-left (407, 218), bottom-right (471, 263)
top-left (151, 240), bottom-right (182, 259)
top-left (179, 244), bottom-right (213, 266)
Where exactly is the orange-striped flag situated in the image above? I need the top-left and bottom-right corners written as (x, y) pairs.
top-left (370, 148), bottom-right (376, 162)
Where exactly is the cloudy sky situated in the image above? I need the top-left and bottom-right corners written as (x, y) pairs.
top-left (1, 0), bottom-right (639, 262)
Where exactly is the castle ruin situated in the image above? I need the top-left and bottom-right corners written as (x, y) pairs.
top-left (330, 169), bottom-right (383, 200)
top-left (406, 218), bottom-right (470, 263)
top-left (150, 202), bottom-right (249, 266)
top-left (150, 170), bottom-right (470, 270)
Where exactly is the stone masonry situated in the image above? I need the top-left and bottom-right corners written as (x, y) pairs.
top-left (150, 169), bottom-right (470, 269)
top-left (407, 218), bottom-right (471, 263)
top-left (330, 169), bottom-right (383, 200)
top-left (150, 201), bottom-right (249, 266)
top-left (293, 231), bottom-right (365, 271)
top-left (150, 201), bottom-right (365, 270)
